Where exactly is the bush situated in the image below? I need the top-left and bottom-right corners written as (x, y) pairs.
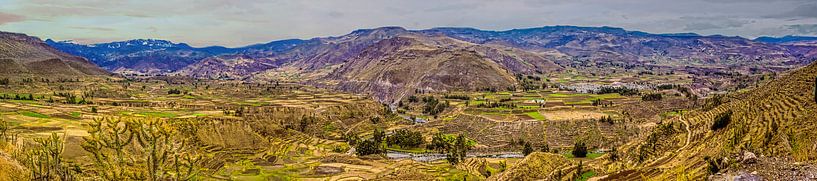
top-left (711, 111), bottom-right (732, 131)
top-left (522, 141), bottom-right (533, 156)
top-left (167, 89), bottom-right (182, 94)
top-left (641, 93), bottom-right (663, 101)
top-left (407, 95), bottom-right (419, 103)
top-left (386, 129), bottom-right (425, 148)
top-left (572, 141), bottom-right (588, 158)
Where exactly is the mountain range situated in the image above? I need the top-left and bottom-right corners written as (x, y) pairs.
top-left (36, 26), bottom-right (817, 102)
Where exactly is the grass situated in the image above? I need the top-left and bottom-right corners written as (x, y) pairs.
top-left (589, 93), bottom-right (622, 99)
top-left (576, 171), bottom-right (596, 181)
top-left (70, 112), bottom-right (81, 118)
top-left (525, 111), bottom-right (546, 121)
top-left (548, 93), bottom-right (579, 97)
top-left (19, 111), bottom-right (49, 118)
top-left (136, 111), bottom-right (177, 118)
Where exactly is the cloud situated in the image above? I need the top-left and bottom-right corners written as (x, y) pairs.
top-left (69, 26), bottom-right (116, 32)
top-left (766, 4), bottom-right (817, 19)
top-left (1, 0), bottom-right (816, 46)
top-left (680, 17), bottom-right (751, 31)
top-left (785, 24), bottom-right (817, 34)
top-left (0, 12), bottom-right (25, 25)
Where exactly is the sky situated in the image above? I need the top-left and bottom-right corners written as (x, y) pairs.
top-left (1, 0), bottom-right (816, 47)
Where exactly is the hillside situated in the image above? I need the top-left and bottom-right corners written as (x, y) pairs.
top-left (609, 61), bottom-right (817, 180)
top-left (487, 152), bottom-right (571, 181)
top-left (0, 31), bottom-right (108, 76)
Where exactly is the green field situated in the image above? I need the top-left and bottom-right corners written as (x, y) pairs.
top-left (136, 111), bottom-right (177, 118)
top-left (19, 111), bottom-right (49, 118)
top-left (525, 111), bottom-right (546, 121)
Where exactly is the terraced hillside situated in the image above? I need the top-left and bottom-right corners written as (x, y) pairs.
top-left (608, 61), bottom-right (817, 180)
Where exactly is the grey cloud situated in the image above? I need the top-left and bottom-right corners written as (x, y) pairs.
top-left (677, 17), bottom-right (751, 31)
top-left (785, 24), bottom-right (817, 34)
top-left (766, 4), bottom-right (817, 19)
top-left (69, 26), bottom-right (115, 32)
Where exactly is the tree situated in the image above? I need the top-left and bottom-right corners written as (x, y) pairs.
top-left (449, 134), bottom-right (470, 165)
top-left (522, 141), bottom-right (533, 156)
top-left (386, 129), bottom-right (425, 148)
top-left (355, 139), bottom-right (383, 156)
top-left (372, 128), bottom-right (385, 144)
top-left (91, 106), bottom-right (98, 113)
top-left (572, 141), bottom-right (588, 158)
top-left (428, 133), bottom-right (472, 165)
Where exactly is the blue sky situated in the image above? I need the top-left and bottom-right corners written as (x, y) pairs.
top-left (1, 0), bottom-right (815, 47)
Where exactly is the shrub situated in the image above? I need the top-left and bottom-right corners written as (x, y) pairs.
top-left (522, 141), bottom-right (533, 156)
top-left (711, 111), bottom-right (732, 131)
top-left (407, 95), bottom-right (419, 103)
top-left (572, 141), bottom-right (588, 158)
top-left (641, 93), bottom-right (663, 101)
top-left (167, 89), bottom-right (182, 94)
